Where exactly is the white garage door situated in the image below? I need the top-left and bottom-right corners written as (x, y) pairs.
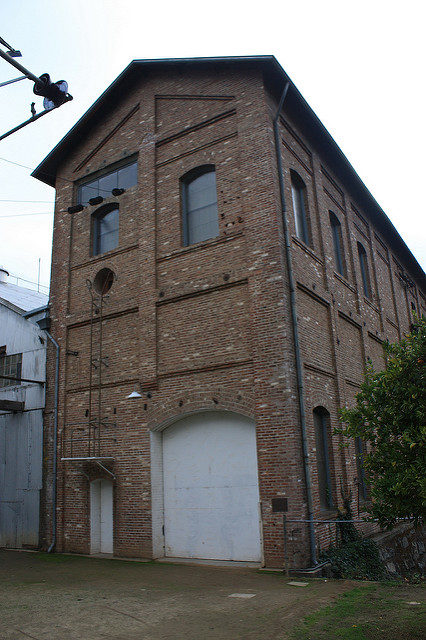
top-left (162, 411), bottom-right (261, 561)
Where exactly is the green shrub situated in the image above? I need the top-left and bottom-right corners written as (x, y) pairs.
top-left (321, 538), bottom-right (385, 580)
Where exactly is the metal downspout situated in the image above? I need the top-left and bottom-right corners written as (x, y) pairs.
top-left (45, 331), bottom-right (59, 553)
top-left (273, 83), bottom-right (317, 566)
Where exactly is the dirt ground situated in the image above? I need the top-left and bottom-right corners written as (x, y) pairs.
top-left (0, 550), bottom-right (359, 640)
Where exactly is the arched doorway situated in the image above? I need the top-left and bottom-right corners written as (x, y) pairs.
top-left (90, 479), bottom-right (113, 554)
top-left (160, 411), bottom-right (261, 561)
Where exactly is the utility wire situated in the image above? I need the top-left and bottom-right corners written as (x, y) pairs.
top-left (0, 212), bottom-right (53, 218)
top-left (0, 156), bottom-right (33, 170)
top-left (0, 156), bottom-right (114, 194)
top-left (0, 199), bottom-right (53, 203)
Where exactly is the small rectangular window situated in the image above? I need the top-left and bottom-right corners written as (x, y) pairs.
top-left (118, 163), bottom-right (138, 190)
top-left (182, 167), bottom-right (219, 246)
top-left (330, 211), bottom-right (346, 277)
top-left (355, 437), bottom-right (370, 501)
top-left (313, 407), bottom-right (334, 510)
top-left (290, 170), bottom-right (311, 246)
top-left (93, 207), bottom-right (119, 255)
top-left (0, 353), bottom-right (23, 387)
top-left (98, 172), bottom-right (117, 196)
top-left (357, 242), bottom-right (372, 299)
top-left (78, 160), bottom-right (137, 205)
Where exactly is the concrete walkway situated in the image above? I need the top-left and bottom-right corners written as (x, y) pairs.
top-left (0, 550), bottom-right (356, 639)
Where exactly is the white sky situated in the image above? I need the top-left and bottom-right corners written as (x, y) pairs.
top-left (1, 0), bottom-right (425, 292)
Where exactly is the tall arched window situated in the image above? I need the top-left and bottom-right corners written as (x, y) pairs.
top-left (93, 205), bottom-right (119, 256)
top-left (313, 407), bottom-right (334, 510)
top-left (329, 211), bottom-right (346, 277)
top-left (182, 166), bottom-right (219, 246)
top-left (290, 170), bottom-right (310, 246)
top-left (357, 242), bottom-right (371, 299)
top-left (355, 437), bottom-right (370, 502)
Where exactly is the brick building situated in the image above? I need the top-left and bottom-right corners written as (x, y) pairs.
top-left (33, 56), bottom-right (425, 568)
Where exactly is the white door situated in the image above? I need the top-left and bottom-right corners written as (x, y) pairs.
top-left (162, 411), bottom-right (261, 561)
top-left (90, 479), bottom-right (113, 554)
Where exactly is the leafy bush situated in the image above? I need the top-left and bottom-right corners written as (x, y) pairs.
top-left (321, 537), bottom-right (385, 580)
top-left (338, 318), bottom-right (426, 528)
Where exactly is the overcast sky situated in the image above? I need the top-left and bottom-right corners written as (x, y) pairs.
top-left (1, 0), bottom-right (425, 292)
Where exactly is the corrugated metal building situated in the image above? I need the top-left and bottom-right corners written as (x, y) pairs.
top-left (0, 267), bottom-right (48, 548)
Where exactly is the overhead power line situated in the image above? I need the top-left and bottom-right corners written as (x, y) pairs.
top-left (0, 212), bottom-right (53, 218)
top-left (0, 156), bottom-right (114, 195)
top-left (0, 199), bottom-right (53, 203)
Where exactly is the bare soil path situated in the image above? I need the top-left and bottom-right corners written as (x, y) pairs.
top-left (0, 550), bottom-right (356, 640)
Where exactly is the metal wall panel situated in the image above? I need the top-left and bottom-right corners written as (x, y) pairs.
top-left (0, 411), bottom-right (43, 548)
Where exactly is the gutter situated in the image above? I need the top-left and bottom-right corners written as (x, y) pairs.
top-left (44, 331), bottom-right (60, 554)
top-left (273, 82), bottom-right (317, 567)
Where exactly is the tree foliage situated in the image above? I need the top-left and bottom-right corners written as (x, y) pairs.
top-left (339, 317), bottom-right (426, 528)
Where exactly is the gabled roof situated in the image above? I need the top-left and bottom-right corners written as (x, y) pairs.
top-left (32, 55), bottom-right (425, 287)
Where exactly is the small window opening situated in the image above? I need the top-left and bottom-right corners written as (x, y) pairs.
top-left (182, 165), bottom-right (219, 245)
top-left (357, 242), bottom-right (372, 299)
top-left (93, 268), bottom-right (115, 295)
top-left (355, 436), bottom-right (370, 502)
top-left (329, 211), bottom-right (346, 277)
top-left (313, 407), bottom-right (334, 510)
top-left (93, 205), bottom-right (119, 256)
top-left (290, 170), bottom-right (310, 246)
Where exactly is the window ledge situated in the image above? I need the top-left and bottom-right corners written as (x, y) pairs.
top-left (291, 236), bottom-right (324, 265)
top-left (71, 243), bottom-right (139, 271)
top-left (363, 296), bottom-right (379, 312)
top-left (318, 509), bottom-right (338, 519)
top-left (333, 271), bottom-right (356, 293)
top-left (157, 231), bottom-right (243, 263)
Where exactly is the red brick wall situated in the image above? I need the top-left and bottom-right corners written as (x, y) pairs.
top-left (41, 63), bottom-right (425, 568)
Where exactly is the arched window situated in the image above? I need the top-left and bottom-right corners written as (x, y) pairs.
top-left (93, 205), bottom-right (119, 256)
top-left (182, 166), bottom-right (219, 246)
top-left (357, 242), bottom-right (371, 299)
top-left (355, 437), bottom-right (370, 502)
top-left (290, 170), bottom-right (310, 246)
top-left (313, 407), bottom-right (334, 510)
top-left (329, 211), bottom-right (346, 277)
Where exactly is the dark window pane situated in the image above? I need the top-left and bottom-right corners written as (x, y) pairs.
top-left (291, 171), bottom-right (310, 245)
top-left (78, 160), bottom-right (138, 205)
top-left (358, 242), bottom-right (371, 298)
top-left (118, 163), bottom-right (137, 190)
top-left (79, 180), bottom-right (98, 205)
top-left (330, 212), bottom-right (346, 277)
top-left (184, 170), bottom-right (219, 245)
top-left (313, 408), bottom-right (333, 510)
top-left (355, 437), bottom-right (370, 500)
top-left (0, 353), bottom-right (23, 388)
top-left (98, 172), bottom-right (118, 196)
top-left (94, 208), bottom-right (119, 255)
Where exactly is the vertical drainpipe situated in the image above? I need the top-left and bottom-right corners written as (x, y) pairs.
top-left (45, 331), bottom-right (59, 553)
top-left (273, 82), bottom-right (317, 567)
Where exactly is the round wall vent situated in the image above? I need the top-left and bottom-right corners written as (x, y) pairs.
top-left (93, 268), bottom-right (115, 295)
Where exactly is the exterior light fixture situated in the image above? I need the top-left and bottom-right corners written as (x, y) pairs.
top-left (127, 391), bottom-right (142, 399)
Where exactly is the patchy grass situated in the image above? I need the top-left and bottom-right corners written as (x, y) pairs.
top-left (290, 583), bottom-right (425, 639)
top-left (33, 551), bottom-right (83, 563)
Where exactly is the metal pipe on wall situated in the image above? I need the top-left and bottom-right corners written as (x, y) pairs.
top-left (45, 331), bottom-right (60, 553)
top-left (273, 82), bottom-right (317, 567)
